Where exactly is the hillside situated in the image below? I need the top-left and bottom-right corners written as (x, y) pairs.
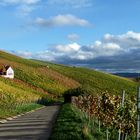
top-left (0, 51), bottom-right (79, 94)
top-left (34, 60), bottom-right (138, 95)
top-left (0, 50), bottom-right (138, 118)
top-left (0, 51), bottom-right (79, 118)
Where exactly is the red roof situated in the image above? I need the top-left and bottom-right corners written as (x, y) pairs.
top-left (0, 65), bottom-right (11, 73)
top-left (5, 65), bottom-right (10, 70)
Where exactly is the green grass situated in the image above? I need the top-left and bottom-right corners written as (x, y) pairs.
top-left (49, 104), bottom-right (84, 140)
top-left (0, 103), bottom-right (43, 119)
top-left (50, 104), bottom-right (107, 140)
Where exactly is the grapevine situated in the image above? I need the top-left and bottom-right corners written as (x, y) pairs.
top-left (71, 92), bottom-right (137, 139)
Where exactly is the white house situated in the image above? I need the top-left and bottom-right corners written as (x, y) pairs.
top-left (0, 66), bottom-right (14, 79)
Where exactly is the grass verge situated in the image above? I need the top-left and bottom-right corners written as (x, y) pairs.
top-left (50, 103), bottom-right (113, 140)
top-left (50, 103), bottom-right (106, 140)
top-left (0, 103), bottom-right (43, 119)
top-left (49, 103), bottom-right (84, 140)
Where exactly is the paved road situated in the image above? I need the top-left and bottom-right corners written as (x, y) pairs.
top-left (0, 105), bottom-right (60, 140)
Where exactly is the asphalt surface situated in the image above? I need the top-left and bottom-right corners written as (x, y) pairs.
top-left (0, 105), bottom-right (60, 140)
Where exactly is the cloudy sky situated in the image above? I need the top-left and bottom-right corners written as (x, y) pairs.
top-left (0, 0), bottom-right (140, 72)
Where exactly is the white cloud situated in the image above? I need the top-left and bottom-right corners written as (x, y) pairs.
top-left (121, 31), bottom-right (140, 41)
top-left (0, 0), bottom-right (40, 5)
top-left (0, 0), bottom-right (40, 16)
top-left (13, 42), bottom-right (122, 61)
top-left (78, 42), bottom-right (122, 59)
top-left (11, 50), bottom-right (32, 58)
top-left (34, 51), bottom-right (56, 61)
top-left (67, 34), bottom-right (80, 41)
top-left (47, 0), bottom-right (92, 8)
top-left (34, 14), bottom-right (91, 27)
top-left (55, 43), bottom-right (81, 53)
top-left (12, 31), bottom-right (140, 71)
top-left (103, 31), bottom-right (140, 49)
top-left (70, 50), bottom-right (93, 60)
top-left (94, 40), bottom-right (102, 46)
top-left (17, 5), bottom-right (35, 16)
top-left (103, 43), bottom-right (121, 50)
top-left (10, 31), bottom-right (140, 73)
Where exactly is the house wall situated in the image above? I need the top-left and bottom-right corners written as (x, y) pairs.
top-left (3, 67), bottom-right (14, 79)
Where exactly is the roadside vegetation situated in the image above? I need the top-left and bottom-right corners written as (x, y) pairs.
top-left (50, 103), bottom-right (85, 140)
top-left (0, 77), bottom-right (51, 119)
top-left (51, 90), bottom-right (136, 140)
top-left (50, 103), bottom-right (107, 140)
top-left (0, 103), bottom-right (43, 119)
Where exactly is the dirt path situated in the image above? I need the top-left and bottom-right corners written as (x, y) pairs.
top-left (0, 105), bottom-right (60, 140)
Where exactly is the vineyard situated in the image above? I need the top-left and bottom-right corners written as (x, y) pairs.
top-left (0, 50), bottom-right (79, 118)
top-left (72, 91), bottom-right (137, 140)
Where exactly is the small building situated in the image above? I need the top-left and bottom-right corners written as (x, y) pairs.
top-left (0, 65), bottom-right (14, 79)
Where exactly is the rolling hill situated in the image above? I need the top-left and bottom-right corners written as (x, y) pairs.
top-left (0, 50), bottom-right (138, 118)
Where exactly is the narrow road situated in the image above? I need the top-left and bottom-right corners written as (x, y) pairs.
top-left (0, 105), bottom-right (60, 140)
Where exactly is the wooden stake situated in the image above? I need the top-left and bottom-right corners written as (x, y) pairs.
top-left (98, 96), bottom-right (101, 132)
top-left (118, 129), bottom-right (121, 140)
top-left (118, 90), bottom-right (125, 140)
top-left (122, 90), bottom-right (125, 107)
top-left (136, 87), bottom-right (140, 140)
top-left (106, 128), bottom-right (109, 140)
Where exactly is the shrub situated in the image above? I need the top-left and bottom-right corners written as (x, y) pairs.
top-left (63, 87), bottom-right (89, 103)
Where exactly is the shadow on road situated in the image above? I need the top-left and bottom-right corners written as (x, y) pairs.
top-left (0, 105), bottom-right (60, 140)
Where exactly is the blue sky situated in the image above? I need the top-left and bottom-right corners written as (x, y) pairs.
top-left (0, 0), bottom-right (140, 72)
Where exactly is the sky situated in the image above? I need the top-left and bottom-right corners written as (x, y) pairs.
top-left (0, 0), bottom-right (140, 72)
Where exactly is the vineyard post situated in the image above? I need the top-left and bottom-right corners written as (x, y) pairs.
top-left (98, 96), bottom-right (101, 132)
top-left (118, 90), bottom-right (125, 140)
top-left (106, 129), bottom-right (109, 140)
top-left (136, 87), bottom-right (140, 140)
top-left (122, 90), bottom-right (125, 106)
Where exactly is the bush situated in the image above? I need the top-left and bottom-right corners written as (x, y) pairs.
top-left (63, 87), bottom-right (89, 103)
top-left (37, 95), bottom-right (56, 105)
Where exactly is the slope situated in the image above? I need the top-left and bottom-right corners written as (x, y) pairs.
top-left (0, 51), bottom-right (79, 118)
top-left (0, 51), bottom-right (79, 95)
top-left (0, 50), bottom-right (138, 118)
top-left (36, 61), bottom-right (137, 95)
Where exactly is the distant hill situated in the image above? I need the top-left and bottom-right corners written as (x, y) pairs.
top-left (113, 73), bottom-right (139, 78)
